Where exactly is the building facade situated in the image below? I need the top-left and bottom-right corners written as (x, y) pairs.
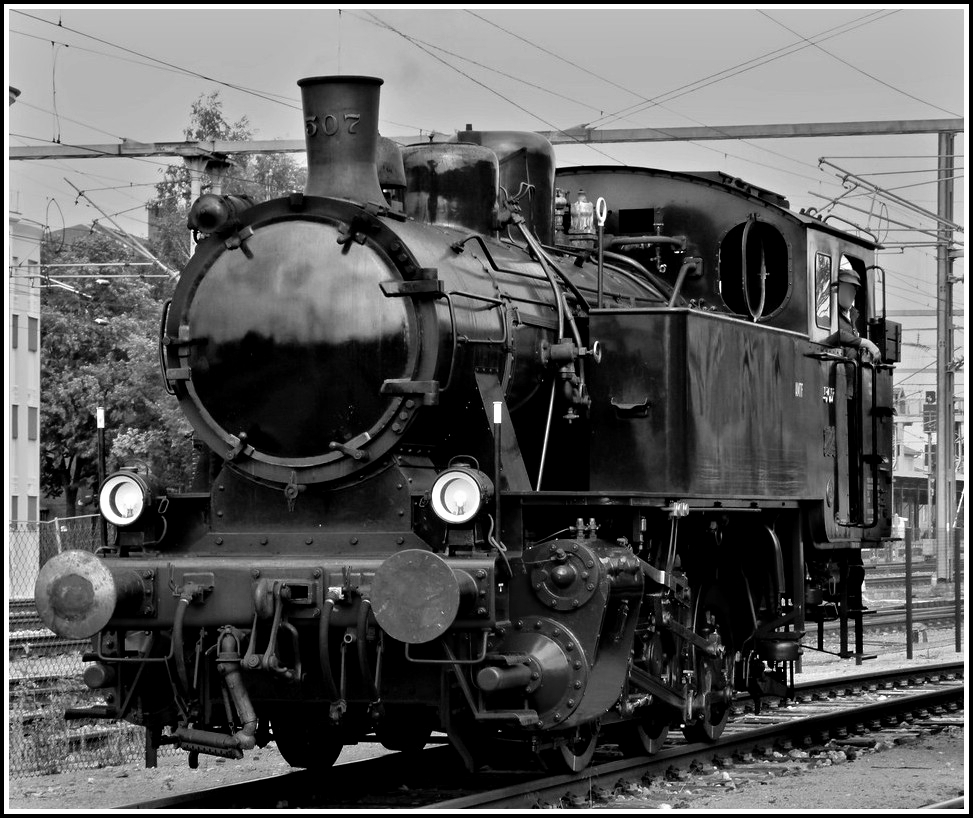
top-left (8, 211), bottom-right (43, 598)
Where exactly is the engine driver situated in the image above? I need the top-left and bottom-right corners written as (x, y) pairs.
top-left (827, 262), bottom-right (882, 363)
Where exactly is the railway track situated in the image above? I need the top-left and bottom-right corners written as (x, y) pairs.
top-left (115, 661), bottom-right (964, 810)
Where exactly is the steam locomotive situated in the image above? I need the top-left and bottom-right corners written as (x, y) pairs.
top-left (36, 75), bottom-right (900, 773)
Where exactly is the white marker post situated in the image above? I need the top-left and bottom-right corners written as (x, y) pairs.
top-left (97, 407), bottom-right (107, 548)
top-left (493, 401), bottom-right (502, 541)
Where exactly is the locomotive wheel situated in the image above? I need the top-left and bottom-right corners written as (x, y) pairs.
top-left (376, 708), bottom-right (435, 753)
top-left (271, 707), bottom-right (343, 769)
top-left (682, 659), bottom-right (730, 742)
top-left (618, 705), bottom-right (670, 756)
top-left (543, 722), bottom-right (599, 773)
top-left (681, 588), bottom-right (733, 743)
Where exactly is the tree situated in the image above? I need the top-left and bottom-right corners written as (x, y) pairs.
top-left (40, 231), bottom-right (193, 514)
top-left (41, 90), bottom-right (306, 514)
top-left (149, 91), bottom-right (306, 270)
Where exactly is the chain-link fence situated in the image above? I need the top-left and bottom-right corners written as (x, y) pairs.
top-left (9, 516), bottom-right (147, 777)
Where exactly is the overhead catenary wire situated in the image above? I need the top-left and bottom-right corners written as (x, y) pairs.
top-left (572, 10), bottom-right (899, 130)
top-left (758, 11), bottom-right (962, 120)
top-left (11, 15), bottom-right (436, 135)
top-left (463, 10), bottom-right (873, 186)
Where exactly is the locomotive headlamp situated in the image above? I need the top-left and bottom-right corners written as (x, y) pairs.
top-left (99, 471), bottom-right (152, 527)
top-left (430, 467), bottom-right (494, 525)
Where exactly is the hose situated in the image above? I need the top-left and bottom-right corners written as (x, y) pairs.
top-left (318, 594), bottom-right (340, 700)
top-left (357, 600), bottom-right (381, 703)
top-left (173, 595), bottom-right (192, 694)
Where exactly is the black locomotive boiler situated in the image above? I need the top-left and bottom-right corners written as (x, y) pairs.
top-left (36, 75), bottom-right (901, 773)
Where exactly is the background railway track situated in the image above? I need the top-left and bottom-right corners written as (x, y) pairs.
top-left (114, 661), bottom-right (964, 810)
top-left (10, 598), bottom-right (961, 660)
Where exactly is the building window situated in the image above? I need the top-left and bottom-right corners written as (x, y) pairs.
top-left (28, 406), bottom-right (38, 440)
top-left (10, 495), bottom-right (18, 521)
top-left (28, 317), bottom-right (39, 352)
top-left (27, 496), bottom-right (38, 521)
top-left (11, 313), bottom-right (18, 349)
top-left (11, 404), bottom-right (18, 439)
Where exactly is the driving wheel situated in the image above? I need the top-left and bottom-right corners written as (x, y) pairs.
top-left (619, 704), bottom-right (671, 756)
top-left (682, 588), bottom-right (733, 743)
top-left (271, 705), bottom-right (343, 769)
top-left (543, 722), bottom-right (599, 773)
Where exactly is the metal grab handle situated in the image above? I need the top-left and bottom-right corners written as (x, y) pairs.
top-left (596, 197), bottom-right (608, 309)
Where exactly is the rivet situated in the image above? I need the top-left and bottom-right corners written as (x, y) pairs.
top-left (476, 607), bottom-right (487, 616)
top-left (586, 560), bottom-right (594, 568)
top-left (574, 680), bottom-right (582, 688)
top-left (260, 537), bottom-right (268, 545)
top-left (572, 600), bottom-right (580, 607)
top-left (215, 537), bottom-right (224, 545)
top-left (581, 572), bottom-right (589, 580)
top-left (396, 536), bottom-right (405, 545)
top-left (218, 485), bottom-right (225, 492)
top-left (534, 583), bottom-right (543, 590)
top-left (312, 568), bottom-right (322, 578)
top-left (531, 672), bottom-right (540, 680)
top-left (251, 568), bottom-right (260, 578)
top-left (553, 712), bottom-right (561, 721)
top-left (305, 538), bottom-right (313, 545)
top-left (399, 412), bottom-right (409, 421)
top-left (216, 510), bottom-right (223, 517)
top-left (552, 628), bottom-right (561, 636)
top-left (350, 537), bottom-right (359, 545)
top-left (398, 509), bottom-right (405, 516)
top-left (397, 483), bottom-right (403, 489)
top-left (392, 423), bottom-right (402, 433)
top-left (476, 569), bottom-right (486, 579)
top-left (534, 621), bottom-right (542, 630)
top-left (515, 620), bottom-right (524, 630)
top-left (572, 544), bottom-right (579, 551)
top-left (574, 661), bottom-right (582, 670)
top-left (586, 583), bottom-right (595, 591)
top-left (406, 399), bottom-right (415, 409)
top-left (566, 642), bottom-right (574, 651)
top-left (567, 699), bottom-right (575, 707)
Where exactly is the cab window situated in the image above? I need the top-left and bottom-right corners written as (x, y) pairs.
top-left (814, 253), bottom-right (832, 329)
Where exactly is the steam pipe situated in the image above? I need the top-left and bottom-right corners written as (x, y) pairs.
top-left (357, 599), bottom-right (381, 703)
top-left (172, 595), bottom-right (192, 693)
top-left (216, 628), bottom-right (257, 750)
top-left (318, 594), bottom-right (340, 700)
top-left (667, 257), bottom-right (701, 308)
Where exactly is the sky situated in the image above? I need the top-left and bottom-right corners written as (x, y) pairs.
top-left (4, 4), bottom-right (969, 410)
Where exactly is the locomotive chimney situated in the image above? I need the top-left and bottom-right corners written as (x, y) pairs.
top-left (298, 75), bottom-right (386, 203)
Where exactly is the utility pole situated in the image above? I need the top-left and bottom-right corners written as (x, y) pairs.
top-left (934, 131), bottom-right (956, 581)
